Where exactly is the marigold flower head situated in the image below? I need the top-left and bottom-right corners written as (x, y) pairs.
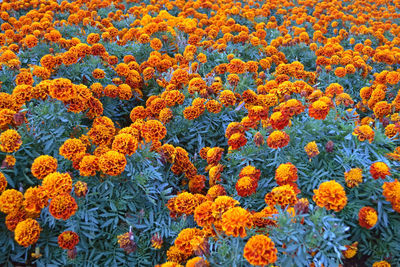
top-left (275, 163), bottom-right (298, 185)
top-left (99, 151), bottom-right (127, 176)
top-left (309, 100), bottom-right (330, 120)
top-left (221, 207), bottom-right (253, 238)
top-left (59, 138), bottom-right (86, 161)
top-left (344, 168), bottom-right (363, 188)
top-left (174, 228), bottom-right (204, 257)
top-left (304, 141), bottom-right (320, 159)
top-left (74, 181), bottom-right (88, 197)
top-left (358, 207), bottom-right (378, 229)
top-left (49, 78), bottom-right (76, 102)
top-left (118, 231), bottom-right (136, 254)
top-left (370, 162), bottom-right (391, 180)
top-left (151, 233), bottom-right (163, 249)
top-left (267, 130), bottom-right (290, 149)
top-left (186, 257), bottom-right (209, 267)
top-left (372, 261), bottom-right (391, 267)
top-left (79, 155), bottom-right (99, 177)
top-left (49, 194), bottom-right (78, 220)
top-left (313, 180), bottom-right (347, 212)
top-left (23, 186), bottom-right (48, 214)
top-left (382, 179), bottom-right (400, 212)
top-left (206, 185), bottom-right (226, 201)
top-left (112, 133), bottom-right (138, 156)
top-left (5, 208), bottom-right (27, 231)
top-left (243, 235), bottom-right (277, 266)
top-left (42, 172), bottom-right (73, 199)
top-left (0, 172), bottom-right (7, 193)
top-left (343, 242), bottom-right (358, 259)
top-left (142, 119), bottom-right (167, 142)
top-left (31, 155), bottom-right (58, 180)
top-left (373, 101), bottom-right (392, 119)
top-left (352, 125), bottom-right (375, 143)
top-left (0, 189), bottom-right (23, 214)
top-left (0, 129), bottom-right (22, 153)
top-left (166, 246), bottom-right (187, 264)
top-left (14, 218), bottom-right (41, 247)
top-left (265, 184), bottom-right (298, 208)
top-left (206, 147), bottom-right (224, 166)
top-left (228, 133), bottom-right (247, 150)
top-left (58, 231), bottom-right (79, 250)
top-left (269, 111), bottom-right (290, 130)
top-left (239, 165), bottom-right (261, 181)
top-left (235, 176), bottom-right (258, 197)
top-left (174, 192), bottom-right (198, 215)
top-left (219, 90), bottom-right (236, 107)
top-left (212, 196), bottom-right (240, 219)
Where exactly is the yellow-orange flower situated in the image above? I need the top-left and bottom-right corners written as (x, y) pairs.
top-left (0, 172), bottom-right (7, 193)
top-left (31, 155), bottom-right (58, 180)
top-left (243, 235), bottom-right (277, 266)
top-left (0, 129), bottom-right (22, 153)
top-left (142, 120), bottom-right (167, 142)
top-left (267, 130), bottom-right (290, 149)
top-left (235, 176), bottom-right (258, 197)
top-left (79, 155), bottom-right (99, 176)
top-left (112, 133), bottom-right (138, 156)
top-left (99, 151), bottom-right (127, 176)
top-left (344, 168), bottom-right (363, 188)
top-left (221, 207), bottom-right (253, 238)
top-left (174, 192), bottom-right (198, 215)
top-left (313, 180), bottom-right (347, 212)
top-left (264, 184), bottom-right (298, 208)
top-left (58, 231), bottom-right (79, 249)
top-left (49, 194), bottom-right (78, 220)
top-left (23, 186), bottom-right (48, 214)
top-left (59, 138), bottom-right (86, 161)
top-left (352, 125), bottom-right (375, 143)
top-left (309, 100), bottom-right (330, 120)
top-left (42, 172), bottom-right (73, 199)
top-left (370, 162), bottom-right (391, 180)
top-left (304, 141), bottom-right (320, 159)
top-left (343, 242), bottom-right (358, 259)
top-left (358, 207), bottom-right (378, 229)
top-left (372, 261), bottom-right (391, 267)
top-left (0, 189), bottom-right (23, 214)
top-left (14, 218), bottom-right (41, 247)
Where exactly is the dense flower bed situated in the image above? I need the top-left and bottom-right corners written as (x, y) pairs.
top-left (0, 0), bottom-right (400, 266)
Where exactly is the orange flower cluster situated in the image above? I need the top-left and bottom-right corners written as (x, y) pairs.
top-left (369, 162), bottom-right (391, 180)
top-left (382, 179), bottom-right (400, 213)
top-left (58, 231), bottom-right (80, 250)
top-left (313, 180), bottom-right (347, 212)
top-left (358, 207), bottom-right (378, 229)
top-left (243, 235), bottom-right (277, 266)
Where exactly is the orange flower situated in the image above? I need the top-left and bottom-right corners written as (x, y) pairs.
top-left (313, 180), bottom-right (347, 212)
top-left (265, 184), bottom-right (298, 208)
top-left (228, 133), bottom-right (247, 150)
top-left (227, 58), bottom-right (246, 74)
top-left (194, 201), bottom-right (215, 228)
top-left (59, 138), bottom-right (86, 161)
top-left (221, 207), bottom-right (253, 237)
top-left (267, 130), bottom-right (290, 149)
top-left (370, 162), bottom-right (391, 180)
top-left (79, 155), bottom-right (99, 176)
top-left (23, 186), bottom-right (48, 214)
top-left (275, 162), bottom-right (298, 186)
top-left (358, 207), bottom-right (378, 229)
top-left (0, 172), bottom-right (7, 193)
top-left (343, 242), bottom-right (358, 259)
top-left (219, 90), bottom-right (236, 107)
top-left (269, 111), bottom-right (290, 130)
top-left (373, 101), bottom-right (392, 119)
top-left (150, 38), bottom-right (163, 50)
top-left (118, 231), bottom-right (136, 254)
top-left (186, 257), bottom-right (209, 267)
top-left (58, 231), bottom-right (79, 249)
top-left (243, 235), bottom-right (277, 266)
top-left (309, 100), bottom-right (330, 120)
top-left (235, 176), bottom-right (258, 197)
top-left (344, 168), bottom-right (363, 188)
top-left (31, 155), bottom-right (58, 180)
top-left (5, 208), bottom-right (27, 231)
top-left (0, 189), bottom-right (23, 214)
top-left (42, 172), bottom-right (73, 199)
top-left (0, 129), bottom-right (22, 153)
top-left (14, 218), bottom-right (41, 247)
top-left (304, 141), bottom-right (320, 159)
top-left (112, 133), bottom-right (138, 156)
top-left (334, 66), bottom-right (347, 77)
top-left (174, 228), bottom-right (203, 257)
top-left (98, 151), bottom-right (127, 176)
top-left (49, 78), bottom-right (77, 102)
top-left (372, 261), bottom-right (391, 267)
top-left (382, 179), bottom-right (400, 209)
top-left (352, 125), bottom-right (375, 143)
top-left (174, 192), bottom-right (198, 215)
top-left (151, 233), bottom-right (163, 249)
top-left (49, 194), bottom-right (78, 220)
top-left (206, 147), bottom-right (224, 165)
top-left (206, 185), bottom-right (226, 201)
top-left (142, 120), bottom-right (167, 142)
top-left (92, 69), bottom-right (105, 79)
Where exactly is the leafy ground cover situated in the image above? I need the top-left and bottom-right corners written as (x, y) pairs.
top-left (0, 0), bottom-right (400, 266)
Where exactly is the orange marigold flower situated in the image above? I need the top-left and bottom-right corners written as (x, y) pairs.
top-left (118, 231), bottom-right (136, 254)
top-left (228, 133), bottom-right (247, 150)
top-left (174, 192), bottom-right (198, 215)
top-left (243, 235), bottom-right (277, 266)
top-left (99, 151), bottom-right (127, 176)
top-left (151, 233), bottom-right (163, 249)
top-left (92, 69), bottom-right (105, 79)
top-left (0, 172), bottom-right (7, 193)
top-left (343, 242), bottom-right (358, 259)
top-left (265, 184), bottom-right (298, 208)
top-left (112, 133), bottom-right (138, 156)
top-left (186, 257), bottom-right (209, 267)
top-left (166, 246), bottom-right (187, 263)
top-left (58, 231), bottom-right (79, 249)
top-left (227, 58), bottom-right (246, 74)
top-left (0, 189), bottom-right (23, 214)
top-left (206, 147), bottom-right (224, 166)
top-left (0, 129), bottom-right (22, 153)
top-left (370, 162), bottom-right (391, 180)
top-left (352, 125), bottom-right (375, 143)
top-left (42, 172), bottom-right (73, 199)
top-left (313, 180), bottom-right (347, 212)
top-left (49, 194), bottom-right (78, 220)
top-left (372, 261), bottom-right (391, 267)
top-left (304, 141), bottom-right (320, 159)
top-left (334, 66), bottom-right (347, 77)
top-left (49, 78), bottom-right (77, 102)
top-left (14, 218), bottom-right (41, 247)
top-left (74, 181), bottom-right (88, 197)
top-left (194, 200), bottom-right (215, 228)
top-left (267, 130), bottom-right (290, 149)
top-left (309, 100), bottom-right (330, 120)
top-left (174, 228), bottom-right (203, 257)
top-left (150, 38), bottom-right (163, 50)
top-left (275, 163), bottom-right (298, 186)
top-left (23, 186), bottom-right (48, 214)
top-left (239, 165), bottom-right (261, 181)
top-left (269, 111), bottom-right (290, 130)
top-left (142, 120), bottom-right (167, 142)
top-left (212, 196), bottom-right (240, 219)
top-left (373, 101), bottom-right (392, 119)
top-left (5, 208), bottom-right (26, 231)
top-left (79, 155), bottom-right (99, 177)
top-left (59, 138), bottom-right (86, 161)
top-left (382, 179), bottom-right (400, 211)
top-left (358, 207), bottom-right (378, 229)
top-left (235, 176), bottom-right (258, 197)
top-left (221, 207), bottom-right (253, 238)
top-left (188, 78), bottom-right (207, 95)
top-left (219, 90), bottom-right (236, 107)
top-left (31, 155), bottom-right (58, 180)
top-left (344, 168), bottom-right (363, 188)
top-left (206, 185), bottom-right (226, 201)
